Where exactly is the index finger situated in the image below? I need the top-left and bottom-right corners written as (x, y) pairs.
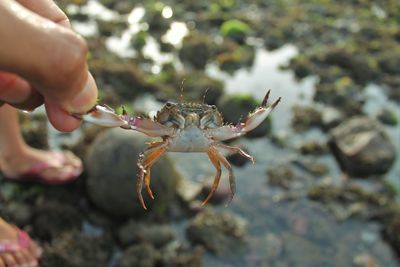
top-left (16, 0), bottom-right (71, 27)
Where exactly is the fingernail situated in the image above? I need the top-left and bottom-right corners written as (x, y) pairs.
top-left (69, 73), bottom-right (98, 113)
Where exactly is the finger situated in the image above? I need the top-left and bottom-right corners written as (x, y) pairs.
top-left (0, 0), bottom-right (90, 111)
top-left (0, 72), bottom-right (32, 103)
top-left (16, 0), bottom-right (71, 28)
top-left (44, 73), bottom-right (97, 132)
top-left (0, 72), bottom-right (44, 111)
top-left (45, 98), bottom-right (82, 132)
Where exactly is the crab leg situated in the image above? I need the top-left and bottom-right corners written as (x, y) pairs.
top-left (137, 144), bottom-right (168, 210)
top-left (142, 141), bottom-right (167, 199)
top-left (215, 143), bottom-right (255, 163)
top-left (211, 147), bottom-right (236, 206)
top-left (201, 149), bottom-right (222, 206)
top-left (207, 91), bottom-right (281, 141)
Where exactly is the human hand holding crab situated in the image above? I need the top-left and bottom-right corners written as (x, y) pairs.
top-left (0, 0), bottom-right (97, 132)
top-left (75, 90), bottom-right (281, 210)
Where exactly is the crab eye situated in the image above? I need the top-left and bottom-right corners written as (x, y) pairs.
top-left (211, 105), bottom-right (217, 110)
top-left (165, 102), bottom-right (174, 108)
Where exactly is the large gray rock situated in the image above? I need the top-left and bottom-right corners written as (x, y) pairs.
top-left (86, 128), bottom-right (181, 217)
top-left (329, 116), bottom-right (396, 176)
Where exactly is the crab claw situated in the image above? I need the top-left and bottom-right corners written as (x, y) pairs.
top-left (72, 105), bottom-right (128, 128)
top-left (207, 91), bottom-right (281, 141)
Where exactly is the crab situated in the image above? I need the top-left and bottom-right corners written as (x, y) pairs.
top-left (75, 90), bottom-right (281, 209)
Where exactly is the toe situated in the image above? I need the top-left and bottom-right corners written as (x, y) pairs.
top-left (0, 253), bottom-right (18, 267)
top-left (21, 249), bottom-right (39, 267)
top-left (28, 241), bottom-right (42, 259)
top-left (10, 251), bottom-right (27, 266)
top-left (62, 151), bottom-right (82, 168)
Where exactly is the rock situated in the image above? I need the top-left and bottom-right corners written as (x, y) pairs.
top-left (319, 48), bottom-right (378, 84)
top-left (33, 202), bottom-right (83, 241)
top-left (176, 179), bottom-right (202, 203)
top-left (172, 71), bottom-right (224, 104)
top-left (383, 211), bottom-right (400, 257)
top-left (267, 164), bottom-right (296, 190)
top-left (160, 241), bottom-right (203, 267)
top-left (131, 30), bottom-right (148, 51)
top-left (267, 161), bottom-right (312, 190)
top-left (179, 32), bottom-right (213, 70)
top-left (377, 107), bottom-right (398, 126)
top-left (291, 105), bottom-right (322, 131)
top-left (41, 231), bottom-right (112, 267)
top-left (378, 52), bottom-right (400, 75)
top-left (298, 141), bottom-right (328, 155)
top-left (20, 112), bottom-right (48, 149)
top-left (292, 158), bottom-right (329, 177)
top-left (186, 209), bottom-right (247, 255)
top-left (218, 94), bottom-right (271, 138)
top-left (320, 106), bottom-right (344, 130)
top-left (3, 202), bottom-right (33, 226)
top-left (86, 128), bottom-right (182, 218)
top-left (353, 253), bottom-right (381, 267)
top-left (307, 184), bottom-right (386, 209)
top-left (96, 19), bottom-right (127, 37)
top-left (117, 220), bottom-right (175, 248)
top-left (384, 76), bottom-right (400, 102)
top-left (90, 60), bottom-right (154, 101)
top-left (116, 243), bottom-right (160, 267)
top-left (329, 116), bottom-right (396, 176)
top-left (314, 79), bottom-right (364, 116)
top-left (216, 44), bottom-right (255, 73)
top-left (200, 178), bottom-right (230, 205)
top-left (144, 2), bottom-right (171, 33)
top-left (288, 54), bottom-right (314, 79)
top-left (220, 19), bottom-right (251, 44)
top-left (117, 240), bottom-right (203, 267)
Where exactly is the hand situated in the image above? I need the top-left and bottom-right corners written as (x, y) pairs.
top-left (0, 0), bottom-right (98, 132)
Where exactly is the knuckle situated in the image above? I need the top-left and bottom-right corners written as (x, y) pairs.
top-left (48, 32), bottom-right (88, 96)
top-left (60, 34), bottom-right (88, 77)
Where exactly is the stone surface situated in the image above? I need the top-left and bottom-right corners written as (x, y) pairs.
top-left (117, 220), bottom-right (175, 248)
top-left (186, 209), bottom-right (247, 255)
top-left (42, 231), bottom-right (112, 267)
top-left (329, 116), bottom-right (396, 176)
top-left (116, 243), bottom-right (160, 267)
top-left (86, 128), bottom-right (182, 218)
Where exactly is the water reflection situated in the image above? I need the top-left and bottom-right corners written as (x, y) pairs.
top-left (207, 45), bottom-right (318, 131)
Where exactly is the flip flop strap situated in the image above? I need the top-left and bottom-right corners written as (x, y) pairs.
top-left (25, 151), bottom-right (65, 175)
top-left (0, 229), bottom-right (31, 253)
top-left (26, 162), bottom-right (51, 175)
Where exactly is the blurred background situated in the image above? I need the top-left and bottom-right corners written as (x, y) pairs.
top-left (1, 0), bottom-right (400, 266)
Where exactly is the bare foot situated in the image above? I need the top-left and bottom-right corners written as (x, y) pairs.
top-left (0, 218), bottom-right (42, 267)
top-left (0, 146), bottom-right (82, 184)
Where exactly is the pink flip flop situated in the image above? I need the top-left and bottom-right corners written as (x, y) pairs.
top-left (0, 228), bottom-right (31, 253)
top-left (1, 151), bottom-right (82, 185)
